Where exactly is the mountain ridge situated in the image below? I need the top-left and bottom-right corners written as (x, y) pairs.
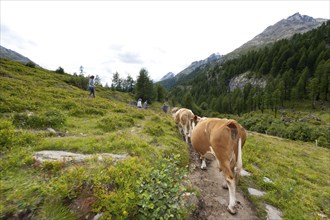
top-left (0, 45), bottom-right (36, 65)
top-left (226, 12), bottom-right (328, 59)
top-left (158, 12), bottom-right (328, 88)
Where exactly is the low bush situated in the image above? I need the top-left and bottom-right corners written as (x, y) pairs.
top-left (0, 119), bottom-right (38, 152)
top-left (144, 121), bottom-right (165, 136)
top-left (12, 110), bottom-right (66, 129)
top-left (136, 155), bottom-right (189, 220)
top-left (0, 119), bottom-right (15, 150)
top-left (239, 111), bottom-right (330, 148)
top-left (97, 115), bottom-right (135, 132)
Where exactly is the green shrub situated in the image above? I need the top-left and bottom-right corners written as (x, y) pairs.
top-left (144, 122), bottom-right (165, 136)
top-left (267, 120), bottom-right (286, 137)
top-left (68, 109), bottom-right (85, 117)
top-left (93, 157), bottom-right (147, 219)
top-left (62, 101), bottom-right (78, 110)
top-left (25, 62), bottom-right (36, 68)
top-left (43, 110), bottom-right (66, 128)
top-left (0, 120), bottom-right (15, 150)
top-left (0, 119), bottom-right (38, 152)
top-left (85, 107), bottom-right (105, 116)
top-left (36, 202), bottom-right (77, 220)
top-left (136, 155), bottom-right (189, 220)
top-left (318, 136), bottom-right (329, 148)
top-left (97, 115), bottom-right (134, 132)
top-left (240, 111), bottom-right (330, 148)
top-left (12, 110), bottom-right (66, 129)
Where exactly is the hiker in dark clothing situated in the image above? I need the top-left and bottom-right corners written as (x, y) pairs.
top-left (89, 75), bottom-right (95, 98)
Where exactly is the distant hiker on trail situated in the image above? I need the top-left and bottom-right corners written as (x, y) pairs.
top-left (89, 75), bottom-right (95, 98)
top-left (144, 100), bottom-right (148, 109)
top-left (162, 101), bottom-right (169, 113)
top-left (137, 98), bottom-right (142, 108)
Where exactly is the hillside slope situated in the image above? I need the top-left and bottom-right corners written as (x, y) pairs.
top-left (1, 59), bottom-right (329, 220)
top-left (0, 59), bottom-right (192, 219)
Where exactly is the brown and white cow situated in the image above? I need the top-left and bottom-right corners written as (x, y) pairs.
top-left (172, 108), bottom-right (199, 143)
top-left (191, 118), bottom-right (247, 214)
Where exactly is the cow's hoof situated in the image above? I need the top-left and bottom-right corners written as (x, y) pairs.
top-left (201, 166), bottom-right (207, 170)
top-left (222, 182), bottom-right (228, 189)
top-left (227, 206), bottom-right (237, 215)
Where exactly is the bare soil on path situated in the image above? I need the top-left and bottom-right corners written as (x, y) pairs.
top-left (187, 144), bottom-right (259, 220)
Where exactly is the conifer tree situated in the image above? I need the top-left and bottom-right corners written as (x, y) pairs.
top-left (111, 72), bottom-right (121, 91)
top-left (135, 68), bottom-right (154, 103)
top-left (123, 75), bottom-right (135, 93)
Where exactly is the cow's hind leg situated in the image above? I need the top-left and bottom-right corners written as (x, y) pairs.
top-left (225, 176), bottom-right (237, 214)
top-left (182, 126), bottom-right (189, 143)
top-left (221, 162), bottom-right (237, 214)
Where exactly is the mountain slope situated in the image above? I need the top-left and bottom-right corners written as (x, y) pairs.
top-left (0, 45), bottom-right (35, 64)
top-left (226, 12), bottom-right (328, 59)
top-left (158, 53), bottom-right (222, 89)
top-left (159, 72), bottom-right (175, 81)
top-left (0, 59), bottom-right (193, 219)
top-left (162, 13), bottom-right (328, 90)
top-left (168, 20), bottom-right (330, 147)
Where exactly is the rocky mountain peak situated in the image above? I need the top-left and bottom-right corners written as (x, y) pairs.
top-left (227, 13), bottom-right (328, 59)
top-left (287, 12), bottom-right (314, 23)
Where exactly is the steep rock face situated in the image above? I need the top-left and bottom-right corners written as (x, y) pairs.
top-left (229, 72), bottom-right (267, 92)
top-left (0, 45), bottom-right (35, 64)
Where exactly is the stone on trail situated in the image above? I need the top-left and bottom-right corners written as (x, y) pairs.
top-left (34, 150), bottom-right (128, 163)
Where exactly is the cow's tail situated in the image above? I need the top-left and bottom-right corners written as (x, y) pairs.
top-left (228, 121), bottom-right (243, 184)
top-left (233, 137), bottom-right (243, 185)
top-left (236, 137), bottom-right (243, 177)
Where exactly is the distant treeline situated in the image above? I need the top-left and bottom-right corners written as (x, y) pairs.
top-left (169, 21), bottom-right (330, 115)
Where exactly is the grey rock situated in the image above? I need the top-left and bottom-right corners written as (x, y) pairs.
top-left (34, 150), bottom-right (128, 163)
top-left (266, 204), bottom-right (282, 220)
top-left (263, 177), bottom-right (274, 184)
top-left (248, 188), bottom-right (265, 197)
top-left (229, 71), bottom-right (267, 92)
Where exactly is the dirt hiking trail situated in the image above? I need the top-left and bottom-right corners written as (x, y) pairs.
top-left (187, 143), bottom-right (258, 220)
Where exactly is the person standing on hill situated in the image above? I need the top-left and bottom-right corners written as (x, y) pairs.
top-left (144, 100), bottom-right (148, 109)
top-left (89, 75), bottom-right (95, 98)
top-left (137, 98), bottom-right (142, 108)
top-left (163, 100), bottom-right (169, 113)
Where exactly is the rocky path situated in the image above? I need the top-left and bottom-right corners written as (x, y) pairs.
top-left (187, 144), bottom-right (259, 220)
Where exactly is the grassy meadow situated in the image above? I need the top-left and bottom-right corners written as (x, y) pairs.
top-left (0, 59), bottom-right (329, 219)
top-left (241, 132), bottom-right (330, 219)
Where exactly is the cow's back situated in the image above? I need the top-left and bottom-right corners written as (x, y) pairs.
top-left (191, 118), bottom-right (226, 154)
top-left (191, 119), bottom-right (210, 155)
top-left (191, 118), bottom-right (244, 155)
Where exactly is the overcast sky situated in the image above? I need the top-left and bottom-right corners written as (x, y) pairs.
top-left (1, 1), bottom-right (329, 85)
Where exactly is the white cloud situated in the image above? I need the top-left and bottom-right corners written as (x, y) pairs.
top-left (1, 1), bottom-right (329, 85)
